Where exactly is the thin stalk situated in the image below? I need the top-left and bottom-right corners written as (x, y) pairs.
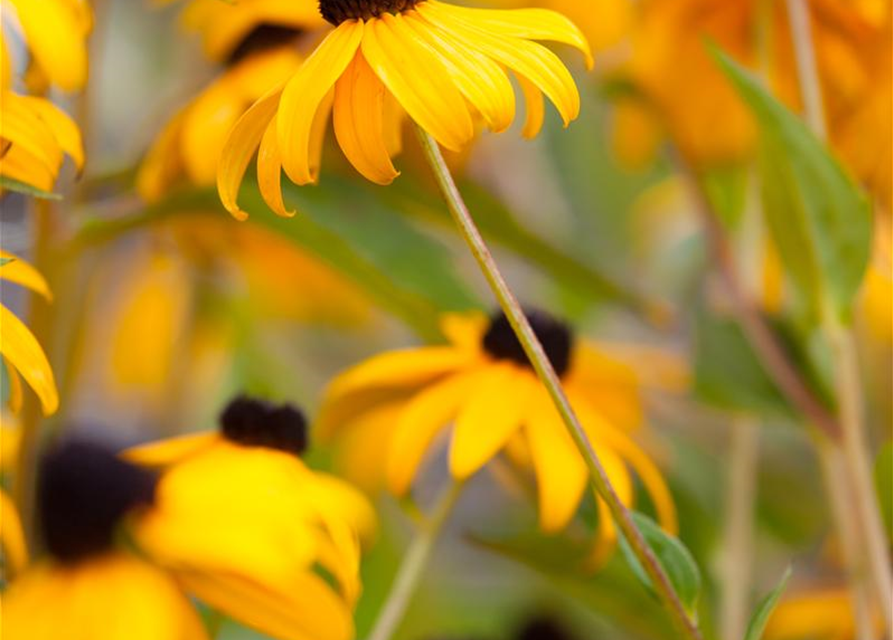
top-left (365, 482), bottom-right (463, 640)
top-left (415, 125), bottom-right (704, 640)
top-left (786, 3), bottom-right (893, 631)
top-left (825, 319), bottom-right (893, 633)
top-left (820, 444), bottom-right (879, 640)
top-left (719, 417), bottom-right (760, 640)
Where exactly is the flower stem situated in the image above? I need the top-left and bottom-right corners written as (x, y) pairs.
top-left (365, 481), bottom-right (464, 640)
top-left (415, 125), bottom-right (704, 640)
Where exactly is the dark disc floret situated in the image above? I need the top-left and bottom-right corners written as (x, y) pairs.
top-left (482, 308), bottom-right (574, 378)
top-left (37, 440), bottom-right (158, 564)
top-left (516, 616), bottom-right (577, 640)
top-left (318, 0), bottom-right (421, 25)
top-left (225, 24), bottom-right (304, 66)
top-left (220, 395), bottom-right (308, 455)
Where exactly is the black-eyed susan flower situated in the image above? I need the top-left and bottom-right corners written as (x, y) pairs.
top-left (217, 0), bottom-right (592, 219)
top-left (126, 395), bottom-right (376, 640)
top-left (764, 587), bottom-right (884, 640)
top-left (2, 0), bottom-right (92, 92)
top-left (2, 440), bottom-right (210, 640)
top-left (317, 310), bottom-right (676, 557)
top-left (0, 252), bottom-right (58, 416)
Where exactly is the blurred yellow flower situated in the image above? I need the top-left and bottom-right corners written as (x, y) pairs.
top-left (0, 251), bottom-right (58, 416)
top-left (612, 0), bottom-right (891, 208)
top-left (3, 0), bottom-right (92, 92)
top-left (217, 0), bottom-right (592, 219)
top-left (764, 587), bottom-right (867, 640)
top-left (861, 218), bottom-right (893, 344)
top-left (317, 310), bottom-right (676, 556)
top-left (127, 396), bottom-right (375, 640)
top-left (2, 441), bottom-right (209, 640)
top-left (0, 487), bottom-right (28, 575)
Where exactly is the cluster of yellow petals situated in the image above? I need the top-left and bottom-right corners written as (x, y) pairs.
top-left (317, 313), bottom-right (677, 557)
top-left (217, 0), bottom-right (592, 220)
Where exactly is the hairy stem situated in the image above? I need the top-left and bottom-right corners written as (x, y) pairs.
top-left (416, 125), bottom-right (704, 640)
top-left (365, 482), bottom-right (463, 640)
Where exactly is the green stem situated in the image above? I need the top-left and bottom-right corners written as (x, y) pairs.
top-left (365, 482), bottom-right (463, 640)
top-left (415, 125), bottom-right (703, 640)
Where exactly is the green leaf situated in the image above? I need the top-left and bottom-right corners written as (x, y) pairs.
top-left (0, 176), bottom-right (62, 200)
top-left (709, 45), bottom-right (872, 321)
top-left (876, 442), bottom-right (893, 541)
top-left (744, 567), bottom-right (793, 640)
top-left (0, 258), bottom-right (14, 267)
top-left (618, 512), bottom-right (703, 617)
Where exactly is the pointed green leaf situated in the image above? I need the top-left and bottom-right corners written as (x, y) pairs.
top-left (618, 512), bottom-right (703, 617)
top-left (744, 567), bottom-right (793, 640)
top-left (709, 45), bottom-right (872, 321)
top-left (0, 176), bottom-right (62, 200)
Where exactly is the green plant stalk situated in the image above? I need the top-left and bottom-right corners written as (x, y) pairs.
top-left (415, 125), bottom-right (704, 640)
top-left (365, 482), bottom-right (464, 640)
top-left (785, 1), bottom-right (893, 631)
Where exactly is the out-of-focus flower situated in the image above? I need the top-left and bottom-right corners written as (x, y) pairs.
top-left (611, 0), bottom-right (891, 210)
top-left (217, 0), bottom-right (592, 219)
top-left (0, 486), bottom-right (28, 575)
top-left (0, 252), bottom-right (58, 416)
top-left (2, 441), bottom-right (210, 640)
top-left (2, 0), bottom-right (92, 92)
top-left (317, 310), bottom-right (676, 558)
top-left (126, 396), bottom-right (375, 640)
top-left (764, 587), bottom-right (865, 640)
top-left (861, 217), bottom-right (893, 344)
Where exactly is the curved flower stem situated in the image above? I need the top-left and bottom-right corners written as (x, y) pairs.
top-left (365, 481), bottom-right (464, 640)
top-left (415, 125), bottom-right (704, 640)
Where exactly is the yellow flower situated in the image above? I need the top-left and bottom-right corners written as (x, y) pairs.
top-left (3, 0), bottom-right (92, 92)
top-left (2, 441), bottom-right (210, 640)
top-left (217, 0), bottom-right (592, 219)
top-left (764, 587), bottom-right (875, 640)
top-left (126, 396), bottom-right (375, 640)
top-left (164, 0), bottom-right (326, 63)
top-left (317, 310), bottom-right (676, 555)
top-left (137, 34), bottom-right (304, 200)
top-left (0, 252), bottom-right (58, 416)
top-left (0, 487), bottom-right (28, 575)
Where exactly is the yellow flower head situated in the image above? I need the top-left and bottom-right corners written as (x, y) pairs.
top-left (217, 0), bottom-right (592, 219)
top-left (126, 396), bottom-right (376, 640)
top-left (0, 252), bottom-right (58, 416)
top-left (764, 587), bottom-right (871, 640)
top-left (317, 310), bottom-right (676, 557)
top-left (3, 0), bottom-right (92, 92)
top-left (2, 440), bottom-right (209, 640)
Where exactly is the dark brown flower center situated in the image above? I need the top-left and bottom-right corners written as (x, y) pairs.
top-left (482, 308), bottom-right (574, 378)
top-left (37, 440), bottom-right (158, 564)
top-left (225, 24), bottom-right (304, 66)
top-left (220, 396), bottom-right (308, 455)
top-left (318, 0), bottom-right (422, 25)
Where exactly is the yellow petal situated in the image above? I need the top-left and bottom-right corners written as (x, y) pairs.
top-left (0, 488), bottom-right (28, 574)
top-left (0, 250), bottom-right (52, 300)
top-left (257, 116), bottom-right (295, 217)
top-left (329, 401), bottom-right (402, 493)
top-left (0, 305), bottom-right (58, 416)
top-left (124, 431), bottom-right (219, 468)
top-left (419, 2), bottom-right (580, 128)
top-left (449, 364), bottom-right (526, 479)
top-left (429, 2), bottom-right (593, 68)
top-left (217, 86), bottom-right (282, 220)
top-left (516, 72), bottom-right (545, 139)
top-left (387, 370), bottom-right (484, 495)
top-left (4, 358), bottom-right (24, 414)
top-left (361, 12), bottom-right (473, 152)
top-left (403, 10), bottom-right (515, 133)
top-left (136, 109), bottom-right (186, 202)
top-left (0, 92), bottom-right (64, 175)
top-left (278, 21), bottom-right (364, 185)
top-left (333, 52), bottom-right (400, 185)
top-left (16, 95), bottom-right (83, 171)
top-left (8, 0), bottom-right (89, 91)
top-left (182, 80), bottom-right (245, 185)
top-left (0, 145), bottom-right (57, 192)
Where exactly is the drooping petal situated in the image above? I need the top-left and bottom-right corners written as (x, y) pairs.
top-left (427, 1), bottom-right (593, 68)
top-left (449, 364), bottom-right (527, 479)
top-left (217, 86), bottom-right (282, 220)
top-left (0, 305), bottom-right (58, 416)
top-left (124, 431), bottom-right (219, 468)
top-left (524, 391), bottom-right (587, 533)
top-left (136, 109), bottom-right (187, 201)
top-left (0, 488), bottom-right (27, 574)
top-left (419, 2), bottom-right (580, 128)
top-left (387, 370), bottom-right (485, 495)
top-left (361, 13), bottom-right (473, 152)
top-left (0, 93), bottom-right (64, 175)
top-left (257, 117), bottom-right (295, 217)
top-left (278, 21), bottom-right (364, 185)
top-left (333, 52), bottom-right (400, 185)
top-left (516, 72), bottom-right (545, 139)
top-left (182, 80), bottom-right (244, 185)
top-left (17, 95), bottom-right (84, 170)
top-left (403, 10), bottom-right (515, 133)
top-left (0, 251), bottom-right (52, 300)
